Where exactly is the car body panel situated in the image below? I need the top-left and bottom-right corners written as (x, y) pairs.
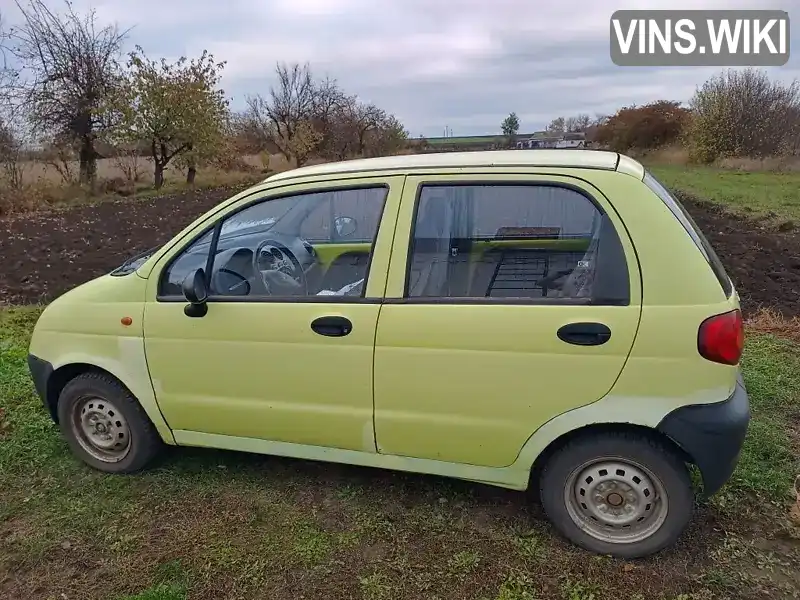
top-left (27, 273), bottom-right (176, 443)
top-left (164, 373), bottom-right (742, 491)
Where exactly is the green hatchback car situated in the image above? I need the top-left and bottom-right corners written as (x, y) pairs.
top-left (27, 150), bottom-right (749, 558)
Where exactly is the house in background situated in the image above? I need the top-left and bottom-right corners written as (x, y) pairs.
top-left (417, 131), bottom-right (589, 153)
top-left (515, 131), bottom-right (586, 149)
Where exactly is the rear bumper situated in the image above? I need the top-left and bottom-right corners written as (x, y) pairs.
top-left (657, 373), bottom-right (750, 497)
top-left (27, 353), bottom-right (54, 419)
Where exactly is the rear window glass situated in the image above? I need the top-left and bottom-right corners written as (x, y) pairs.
top-left (643, 172), bottom-right (733, 297)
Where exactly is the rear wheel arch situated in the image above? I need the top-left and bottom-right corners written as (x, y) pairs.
top-left (529, 422), bottom-right (693, 490)
top-left (536, 425), bottom-right (695, 557)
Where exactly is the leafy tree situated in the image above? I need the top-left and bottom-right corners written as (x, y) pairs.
top-left (11, 0), bottom-right (127, 187)
top-left (115, 46), bottom-right (228, 188)
top-left (362, 113), bottom-right (407, 157)
top-left (501, 112), bottom-right (519, 139)
top-left (285, 120), bottom-right (322, 168)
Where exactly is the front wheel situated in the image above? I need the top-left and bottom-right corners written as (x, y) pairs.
top-left (539, 431), bottom-right (693, 558)
top-left (57, 372), bottom-right (163, 473)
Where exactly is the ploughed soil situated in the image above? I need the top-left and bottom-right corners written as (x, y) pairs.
top-left (1, 186), bottom-right (799, 317)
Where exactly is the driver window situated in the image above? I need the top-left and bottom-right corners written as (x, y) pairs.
top-left (207, 185), bottom-right (388, 299)
top-left (299, 188), bottom-right (386, 243)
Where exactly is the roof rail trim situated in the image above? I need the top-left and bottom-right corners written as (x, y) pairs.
top-left (263, 150), bottom-right (621, 183)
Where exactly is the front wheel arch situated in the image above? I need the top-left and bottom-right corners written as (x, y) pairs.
top-left (56, 370), bottom-right (164, 473)
top-left (46, 364), bottom-right (143, 426)
top-left (46, 363), bottom-right (102, 422)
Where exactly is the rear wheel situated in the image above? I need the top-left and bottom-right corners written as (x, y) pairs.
top-left (57, 372), bottom-right (162, 473)
top-left (539, 431), bottom-right (693, 558)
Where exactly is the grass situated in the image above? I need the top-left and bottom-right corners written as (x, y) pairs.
top-left (1, 306), bottom-right (799, 599)
top-left (649, 164), bottom-right (800, 223)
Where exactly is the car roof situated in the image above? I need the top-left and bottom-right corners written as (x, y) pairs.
top-left (264, 150), bottom-right (645, 183)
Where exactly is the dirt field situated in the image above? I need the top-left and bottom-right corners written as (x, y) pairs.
top-left (1, 186), bottom-right (799, 316)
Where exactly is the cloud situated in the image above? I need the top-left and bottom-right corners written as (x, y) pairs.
top-left (3, 0), bottom-right (798, 135)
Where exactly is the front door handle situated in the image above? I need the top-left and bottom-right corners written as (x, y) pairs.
top-left (311, 316), bottom-right (353, 337)
top-left (557, 322), bottom-right (611, 346)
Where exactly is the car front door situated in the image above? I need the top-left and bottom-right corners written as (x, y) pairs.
top-left (373, 173), bottom-right (642, 467)
top-left (142, 176), bottom-right (403, 453)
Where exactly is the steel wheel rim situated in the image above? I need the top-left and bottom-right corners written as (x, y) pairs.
top-left (563, 456), bottom-right (669, 545)
top-left (70, 395), bottom-right (131, 463)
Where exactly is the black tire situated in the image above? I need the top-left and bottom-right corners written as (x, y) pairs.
top-left (539, 430), bottom-right (693, 559)
top-left (57, 372), bottom-right (163, 474)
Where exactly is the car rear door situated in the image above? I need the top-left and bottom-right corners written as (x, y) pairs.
top-left (373, 172), bottom-right (642, 468)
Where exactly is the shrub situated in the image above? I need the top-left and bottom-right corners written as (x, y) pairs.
top-left (593, 101), bottom-right (690, 153)
top-left (686, 68), bottom-right (800, 163)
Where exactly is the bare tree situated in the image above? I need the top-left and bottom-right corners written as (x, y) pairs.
top-left (0, 117), bottom-right (26, 190)
top-left (546, 116), bottom-right (565, 133)
top-left (0, 13), bottom-right (19, 114)
top-left (114, 146), bottom-right (142, 184)
top-left (245, 62), bottom-right (321, 167)
top-left (241, 61), bottom-right (409, 164)
top-left (40, 133), bottom-right (77, 184)
top-left (11, 0), bottom-right (127, 187)
top-left (321, 98), bottom-right (385, 160)
top-left (565, 113), bottom-right (592, 132)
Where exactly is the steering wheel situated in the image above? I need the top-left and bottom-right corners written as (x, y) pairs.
top-left (253, 239), bottom-right (309, 296)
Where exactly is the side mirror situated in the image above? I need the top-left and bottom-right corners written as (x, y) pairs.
top-left (182, 268), bottom-right (208, 317)
top-left (333, 216), bottom-right (357, 239)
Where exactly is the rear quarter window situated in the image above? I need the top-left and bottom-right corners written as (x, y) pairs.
top-left (643, 172), bottom-right (733, 297)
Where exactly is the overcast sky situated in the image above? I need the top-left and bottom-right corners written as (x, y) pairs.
top-left (2, 0), bottom-right (798, 136)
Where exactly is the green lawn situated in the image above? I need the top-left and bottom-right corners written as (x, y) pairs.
top-left (1, 307), bottom-right (799, 600)
top-left (649, 165), bottom-right (800, 223)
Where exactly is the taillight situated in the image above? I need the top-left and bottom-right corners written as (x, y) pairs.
top-left (697, 309), bottom-right (744, 365)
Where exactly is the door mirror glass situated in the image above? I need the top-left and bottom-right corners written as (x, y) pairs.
top-left (182, 268), bottom-right (208, 304)
top-left (333, 216), bottom-right (357, 238)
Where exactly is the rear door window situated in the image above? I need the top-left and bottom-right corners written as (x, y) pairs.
top-left (405, 183), bottom-right (630, 304)
top-left (643, 172), bottom-right (733, 297)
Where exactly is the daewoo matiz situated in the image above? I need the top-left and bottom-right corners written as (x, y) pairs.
top-left (28, 150), bottom-right (749, 558)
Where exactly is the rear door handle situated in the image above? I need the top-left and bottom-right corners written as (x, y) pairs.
top-left (557, 322), bottom-right (611, 346)
top-left (311, 316), bottom-right (353, 337)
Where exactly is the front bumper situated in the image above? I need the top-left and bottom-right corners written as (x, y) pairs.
top-left (28, 353), bottom-right (55, 419)
top-left (657, 374), bottom-right (750, 497)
